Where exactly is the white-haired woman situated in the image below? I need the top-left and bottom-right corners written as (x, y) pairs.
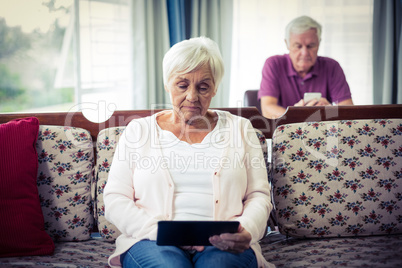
top-left (104, 36), bottom-right (273, 268)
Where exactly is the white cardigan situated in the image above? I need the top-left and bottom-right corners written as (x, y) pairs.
top-left (104, 110), bottom-right (273, 268)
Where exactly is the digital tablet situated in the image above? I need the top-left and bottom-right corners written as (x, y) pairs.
top-left (156, 221), bottom-right (240, 246)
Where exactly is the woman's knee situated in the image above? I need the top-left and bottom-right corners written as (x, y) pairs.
top-left (194, 247), bottom-right (257, 268)
top-left (121, 241), bottom-right (193, 268)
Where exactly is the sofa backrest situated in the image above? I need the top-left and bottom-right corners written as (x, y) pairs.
top-left (1, 105), bottom-right (401, 241)
top-left (2, 105), bottom-right (400, 144)
top-left (272, 118), bottom-right (402, 238)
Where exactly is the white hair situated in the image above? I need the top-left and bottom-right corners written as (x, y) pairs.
top-left (285, 16), bottom-right (322, 44)
top-left (162, 36), bottom-right (224, 91)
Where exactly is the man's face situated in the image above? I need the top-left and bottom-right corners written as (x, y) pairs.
top-left (287, 28), bottom-right (319, 78)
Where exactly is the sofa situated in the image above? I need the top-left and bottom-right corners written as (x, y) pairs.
top-left (0, 105), bottom-right (401, 267)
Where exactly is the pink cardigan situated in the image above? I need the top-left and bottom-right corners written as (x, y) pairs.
top-left (104, 111), bottom-right (274, 268)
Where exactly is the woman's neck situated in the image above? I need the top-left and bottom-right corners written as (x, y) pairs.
top-left (157, 110), bottom-right (218, 144)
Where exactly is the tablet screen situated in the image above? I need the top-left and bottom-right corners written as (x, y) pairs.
top-left (156, 221), bottom-right (240, 246)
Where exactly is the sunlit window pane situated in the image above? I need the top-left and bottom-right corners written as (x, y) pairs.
top-left (0, 0), bottom-right (133, 115)
top-left (0, 0), bottom-right (74, 112)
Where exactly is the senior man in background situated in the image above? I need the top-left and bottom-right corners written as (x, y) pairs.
top-left (258, 15), bottom-right (353, 119)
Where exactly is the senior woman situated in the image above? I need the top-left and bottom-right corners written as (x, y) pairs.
top-left (104, 36), bottom-right (273, 268)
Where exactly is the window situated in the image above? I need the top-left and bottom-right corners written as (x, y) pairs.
top-left (0, 0), bottom-right (74, 112)
top-left (0, 0), bottom-right (132, 119)
top-left (1, 0), bottom-right (374, 114)
top-left (74, 0), bottom-right (133, 119)
top-left (230, 0), bottom-right (373, 106)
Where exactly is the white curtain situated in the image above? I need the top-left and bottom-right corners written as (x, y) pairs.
top-left (230, 0), bottom-right (373, 107)
top-left (190, 0), bottom-right (233, 108)
top-left (132, 0), bottom-right (171, 109)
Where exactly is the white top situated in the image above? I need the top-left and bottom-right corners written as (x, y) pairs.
top-left (156, 116), bottom-right (224, 221)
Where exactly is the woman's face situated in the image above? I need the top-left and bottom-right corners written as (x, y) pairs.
top-left (165, 64), bottom-right (216, 123)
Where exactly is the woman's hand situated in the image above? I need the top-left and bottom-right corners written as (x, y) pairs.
top-left (209, 224), bottom-right (251, 253)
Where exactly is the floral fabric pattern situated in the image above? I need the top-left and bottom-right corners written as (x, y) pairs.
top-left (2, 232), bottom-right (401, 267)
top-left (95, 127), bottom-right (125, 240)
top-left (36, 126), bottom-right (94, 242)
top-left (272, 119), bottom-right (402, 238)
top-left (0, 238), bottom-right (114, 267)
top-left (2, 118), bottom-right (402, 267)
top-left (260, 231), bottom-right (402, 268)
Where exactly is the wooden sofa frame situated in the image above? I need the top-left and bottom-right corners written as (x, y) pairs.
top-left (2, 104), bottom-right (401, 140)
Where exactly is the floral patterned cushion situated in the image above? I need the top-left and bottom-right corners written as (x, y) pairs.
top-left (272, 119), bottom-right (402, 238)
top-left (95, 127), bottom-right (125, 240)
top-left (94, 126), bottom-right (269, 241)
top-left (36, 126), bottom-right (95, 241)
top-left (255, 129), bottom-right (270, 177)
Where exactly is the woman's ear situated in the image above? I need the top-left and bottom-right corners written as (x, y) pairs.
top-left (212, 88), bottom-right (217, 97)
top-left (164, 84), bottom-right (169, 93)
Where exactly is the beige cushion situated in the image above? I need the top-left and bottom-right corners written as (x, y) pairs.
top-left (272, 119), bottom-right (402, 237)
top-left (95, 127), bottom-right (125, 241)
top-left (36, 126), bottom-right (95, 241)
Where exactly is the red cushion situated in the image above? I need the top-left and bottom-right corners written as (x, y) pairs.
top-left (0, 117), bottom-right (54, 257)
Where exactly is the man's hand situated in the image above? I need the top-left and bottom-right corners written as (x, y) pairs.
top-left (209, 224), bottom-right (251, 253)
top-left (315, 97), bottom-right (331, 106)
top-left (295, 97), bottom-right (331, 106)
top-left (260, 96), bottom-right (287, 119)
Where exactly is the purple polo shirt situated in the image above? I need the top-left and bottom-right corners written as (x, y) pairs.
top-left (258, 54), bottom-right (352, 108)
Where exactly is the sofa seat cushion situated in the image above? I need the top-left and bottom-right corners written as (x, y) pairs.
top-left (0, 117), bottom-right (55, 257)
top-left (36, 125), bottom-right (95, 241)
top-left (260, 231), bottom-right (402, 267)
top-left (0, 238), bottom-right (114, 266)
top-left (272, 119), bottom-right (402, 238)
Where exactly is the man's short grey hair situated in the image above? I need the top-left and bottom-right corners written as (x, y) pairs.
top-left (163, 36), bottom-right (224, 91)
top-left (285, 16), bottom-right (322, 44)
